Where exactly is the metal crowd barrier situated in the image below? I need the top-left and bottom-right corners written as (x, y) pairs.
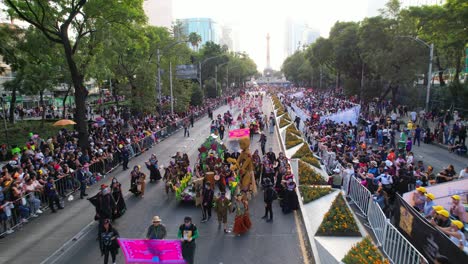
top-left (347, 175), bottom-right (372, 217)
top-left (381, 222), bottom-right (428, 264)
top-left (344, 173), bottom-right (427, 264)
top-left (367, 197), bottom-right (388, 246)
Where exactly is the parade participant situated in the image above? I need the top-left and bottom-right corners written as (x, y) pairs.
top-left (45, 177), bottom-right (63, 213)
top-left (110, 177), bottom-right (126, 219)
top-left (130, 165), bottom-right (144, 197)
top-left (219, 122), bottom-right (225, 140)
top-left (146, 154), bottom-right (161, 182)
top-left (232, 193), bottom-right (252, 236)
top-left (178, 216), bottom-right (199, 264)
top-left (252, 150), bottom-right (262, 184)
top-left (146, 216), bottom-right (167, 239)
top-left (266, 148), bottom-right (277, 164)
top-left (164, 166), bottom-right (177, 195)
top-left (281, 176), bottom-right (299, 214)
top-left (262, 178), bottom-right (276, 222)
top-left (237, 137), bottom-right (254, 192)
top-left (269, 115), bottom-right (275, 134)
top-left (201, 183), bottom-right (214, 223)
top-left (258, 132), bottom-right (267, 155)
top-left (184, 119), bottom-right (190, 137)
top-left (99, 219), bottom-right (120, 264)
top-left (213, 192), bottom-right (231, 233)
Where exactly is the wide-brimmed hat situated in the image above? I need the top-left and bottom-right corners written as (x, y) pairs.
top-left (152, 216), bottom-right (162, 222)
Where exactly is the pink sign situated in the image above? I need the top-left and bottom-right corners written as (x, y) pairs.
top-left (229, 128), bottom-right (250, 138)
top-left (117, 239), bottom-right (185, 264)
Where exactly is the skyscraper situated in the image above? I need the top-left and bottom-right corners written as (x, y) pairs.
top-left (284, 18), bottom-right (320, 57)
top-left (143, 0), bottom-right (173, 28)
top-left (219, 25), bottom-right (234, 50)
top-left (177, 18), bottom-right (220, 48)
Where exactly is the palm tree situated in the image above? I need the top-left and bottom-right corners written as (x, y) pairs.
top-left (188, 32), bottom-right (202, 51)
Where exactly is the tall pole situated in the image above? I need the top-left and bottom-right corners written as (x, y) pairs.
top-left (215, 65), bottom-right (218, 97)
top-left (226, 67), bottom-right (229, 93)
top-left (360, 64), bottom-right (364, 103)
top-left (425, 43), bottom-right (434, 113)
top-left (199, 61), bottom-right (202, 96)
top-left (0, 97), bottom-right (8, 146)
top-left (169, 61), bottom-right (174, 115)
top-left (319, 66), bottom-right (323, 89)
top-left (156, 49), bottom-right (162, 108)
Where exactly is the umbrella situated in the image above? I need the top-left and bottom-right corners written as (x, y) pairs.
top-left (53, 119), bottom-right (76, 126)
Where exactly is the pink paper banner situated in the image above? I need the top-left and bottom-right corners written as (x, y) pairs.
top-left (228, 128), bottom-right (250, 138)
top-left (117, 239), bottom-right (185, 264)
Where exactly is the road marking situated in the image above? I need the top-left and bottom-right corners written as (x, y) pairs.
top-left (40, 220), bottom-right (96, 264)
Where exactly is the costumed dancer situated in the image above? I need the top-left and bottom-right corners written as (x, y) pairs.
top-left (232, 193), bottom-right (252, 236)
top-left (110, 177), bottom-right (126, 219)
top-left (146, 154), bottom-right (162, 182)
top-left (281, 175), bottom-right (299, 214)
top-left (213, 192), bottom-right (231, 233)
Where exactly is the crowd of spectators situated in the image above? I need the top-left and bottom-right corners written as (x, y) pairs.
top-left (275, 87), bottom-right (467, 251)
top-left (0, 94), bottom-right (233, 236)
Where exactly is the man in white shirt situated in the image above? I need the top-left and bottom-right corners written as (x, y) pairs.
top-left (410, 111), bottom-right (417, 122)
top-left (459, 167), bottom-right (468, 179)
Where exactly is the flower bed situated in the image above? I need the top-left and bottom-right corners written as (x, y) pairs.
top-left (316, 193), bottom-right (361, 237)
top-left (286, 125), bottom-right (301, 137)
top-left (298, 160), bottom-right (327, 185)
top-left (280, 117), bottom-right (291, 128)
top-left (299, 186), bottom-right (332, 204)
top-left (272, 95), bottom-right (284, 111)
top-left (292, 144), bottom-right (321, 168)
top-left (285, 132), bottom-right (303, 149)
top-left (342, 237), bottom-right (390, 264)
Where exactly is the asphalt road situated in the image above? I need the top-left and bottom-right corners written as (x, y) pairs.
top-left (0, 97), bottom-right (306, 264)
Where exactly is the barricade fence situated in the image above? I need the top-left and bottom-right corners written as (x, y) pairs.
top-left (0, 102), bottom-right (226, 237)
top-left (345, 174), bottom-right (428, 264)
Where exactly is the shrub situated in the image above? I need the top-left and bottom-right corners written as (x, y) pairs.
top-left (279, 117), bottom-right (291, 128)
top-left (285, 132), bottom-right (303, 149)
top-left (298, 160), bottom-right (327, 185)
top-left (299, 186), bottom-right (332, 204)
top-left (316, 193), bottom-right (361, 237)
top-left (287, 125), bottom-right (301, 137)
top-left (283, 114), bottom-right (291, 122)
top-left (293, 144), bottom-right (321, 169)
top-left (342, 237), bottom-right (390, 264)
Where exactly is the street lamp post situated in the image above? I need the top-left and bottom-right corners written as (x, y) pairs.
top-left (198, 55), bottom-right (225, 96)
top-left (215, 62), bottom-right (229, 97)
top-left (156, 40), bottom-right (187, 110)
top-left (398, 36), bottom-right (434, 113)
top-left (0, 96), bottom-right (9, 146)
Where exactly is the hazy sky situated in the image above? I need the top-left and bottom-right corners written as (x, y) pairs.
top-left (174, 0), bottom-right (386, 71)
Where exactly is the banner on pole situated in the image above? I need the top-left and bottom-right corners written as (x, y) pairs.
top-left (176, 64), bottom-right (198, 79)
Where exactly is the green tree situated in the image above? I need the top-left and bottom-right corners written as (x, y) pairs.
top-left (188, 32), bottom-right (202, 51)
top-left (190, 83), bottom-right (203, 106)
top-left (4, 0), bottom-right (146, 148)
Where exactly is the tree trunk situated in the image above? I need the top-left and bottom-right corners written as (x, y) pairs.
top-left (62, 82), bottom-right (72, 119)
top-left (62, 36), bottom-right (89, 149)
top-left (436, 56), bottom-right (445, 86)
top-left (8, 85), bottom-right (16, 124)
top-left (40, 90), bottom-right (45, 127)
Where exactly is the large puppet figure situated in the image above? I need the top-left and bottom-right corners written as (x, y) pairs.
top-left (236, 137), bottom-right (255, 193)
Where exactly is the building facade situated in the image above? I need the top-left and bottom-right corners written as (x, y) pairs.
top-left (284, 18), bottom-right (320, 57)
top-left (177, 18), bottom-right (220, 48)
